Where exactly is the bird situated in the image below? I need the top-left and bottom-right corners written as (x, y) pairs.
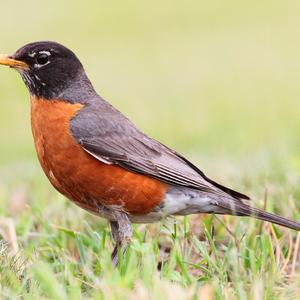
top-left (0, 41), bottom-right (300, 264)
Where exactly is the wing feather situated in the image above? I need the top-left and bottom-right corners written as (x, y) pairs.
top-left (71, 102), bottom-right (250, 200)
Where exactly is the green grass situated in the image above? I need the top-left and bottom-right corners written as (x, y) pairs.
top-left (1, 1), bottom-right (300, 299)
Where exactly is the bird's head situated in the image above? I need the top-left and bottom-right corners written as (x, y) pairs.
top-left (0, 41), bottom-right (94, 102)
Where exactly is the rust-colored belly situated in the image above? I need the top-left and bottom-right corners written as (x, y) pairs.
top-left (30, 97), bottom-right (168, 215)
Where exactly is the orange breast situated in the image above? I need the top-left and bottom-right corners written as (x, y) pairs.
top-left (30, 97), bottom-right (168, 215)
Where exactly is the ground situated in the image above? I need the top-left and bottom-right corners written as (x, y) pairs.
top-left (1, 1), bottom-right (300, 299)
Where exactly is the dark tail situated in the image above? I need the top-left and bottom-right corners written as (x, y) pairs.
top-left (218, 200), bottom-right (300, 231)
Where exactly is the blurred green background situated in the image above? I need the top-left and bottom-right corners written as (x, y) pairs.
top-left (1, 0), bottom-right (300, 192)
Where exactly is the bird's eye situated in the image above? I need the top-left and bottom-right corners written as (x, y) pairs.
top-left (36, 53), bottom-right (49, 65)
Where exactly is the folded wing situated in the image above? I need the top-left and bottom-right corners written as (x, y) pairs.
top-left (70, 101), bottom-right (249, 201)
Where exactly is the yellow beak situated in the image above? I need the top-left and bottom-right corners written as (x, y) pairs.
top-left (0, 54), bottom-right (29, 70)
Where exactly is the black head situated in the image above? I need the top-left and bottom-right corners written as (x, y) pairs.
top-left (0, 41), bottom-right (95, 102)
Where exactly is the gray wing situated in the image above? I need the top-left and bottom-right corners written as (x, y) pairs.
top-left (70, 101), bottom-right (250, 200)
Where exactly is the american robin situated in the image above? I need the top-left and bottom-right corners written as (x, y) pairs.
top-left (1, 41), bottom-right (300, 263)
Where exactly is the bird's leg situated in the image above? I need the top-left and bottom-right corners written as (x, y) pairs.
top-left (110, 211), bottom-right (133, 266)
top-left (110, 221), bottom-right (120, 264)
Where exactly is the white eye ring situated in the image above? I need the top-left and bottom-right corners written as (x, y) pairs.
top-left (39, 50), bottom-right (51, 56)
top-left (34, 51), bottom-right (51, 68)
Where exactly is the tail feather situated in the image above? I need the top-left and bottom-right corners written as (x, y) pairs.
top-left (218, 200), bottom-right (300, 231)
